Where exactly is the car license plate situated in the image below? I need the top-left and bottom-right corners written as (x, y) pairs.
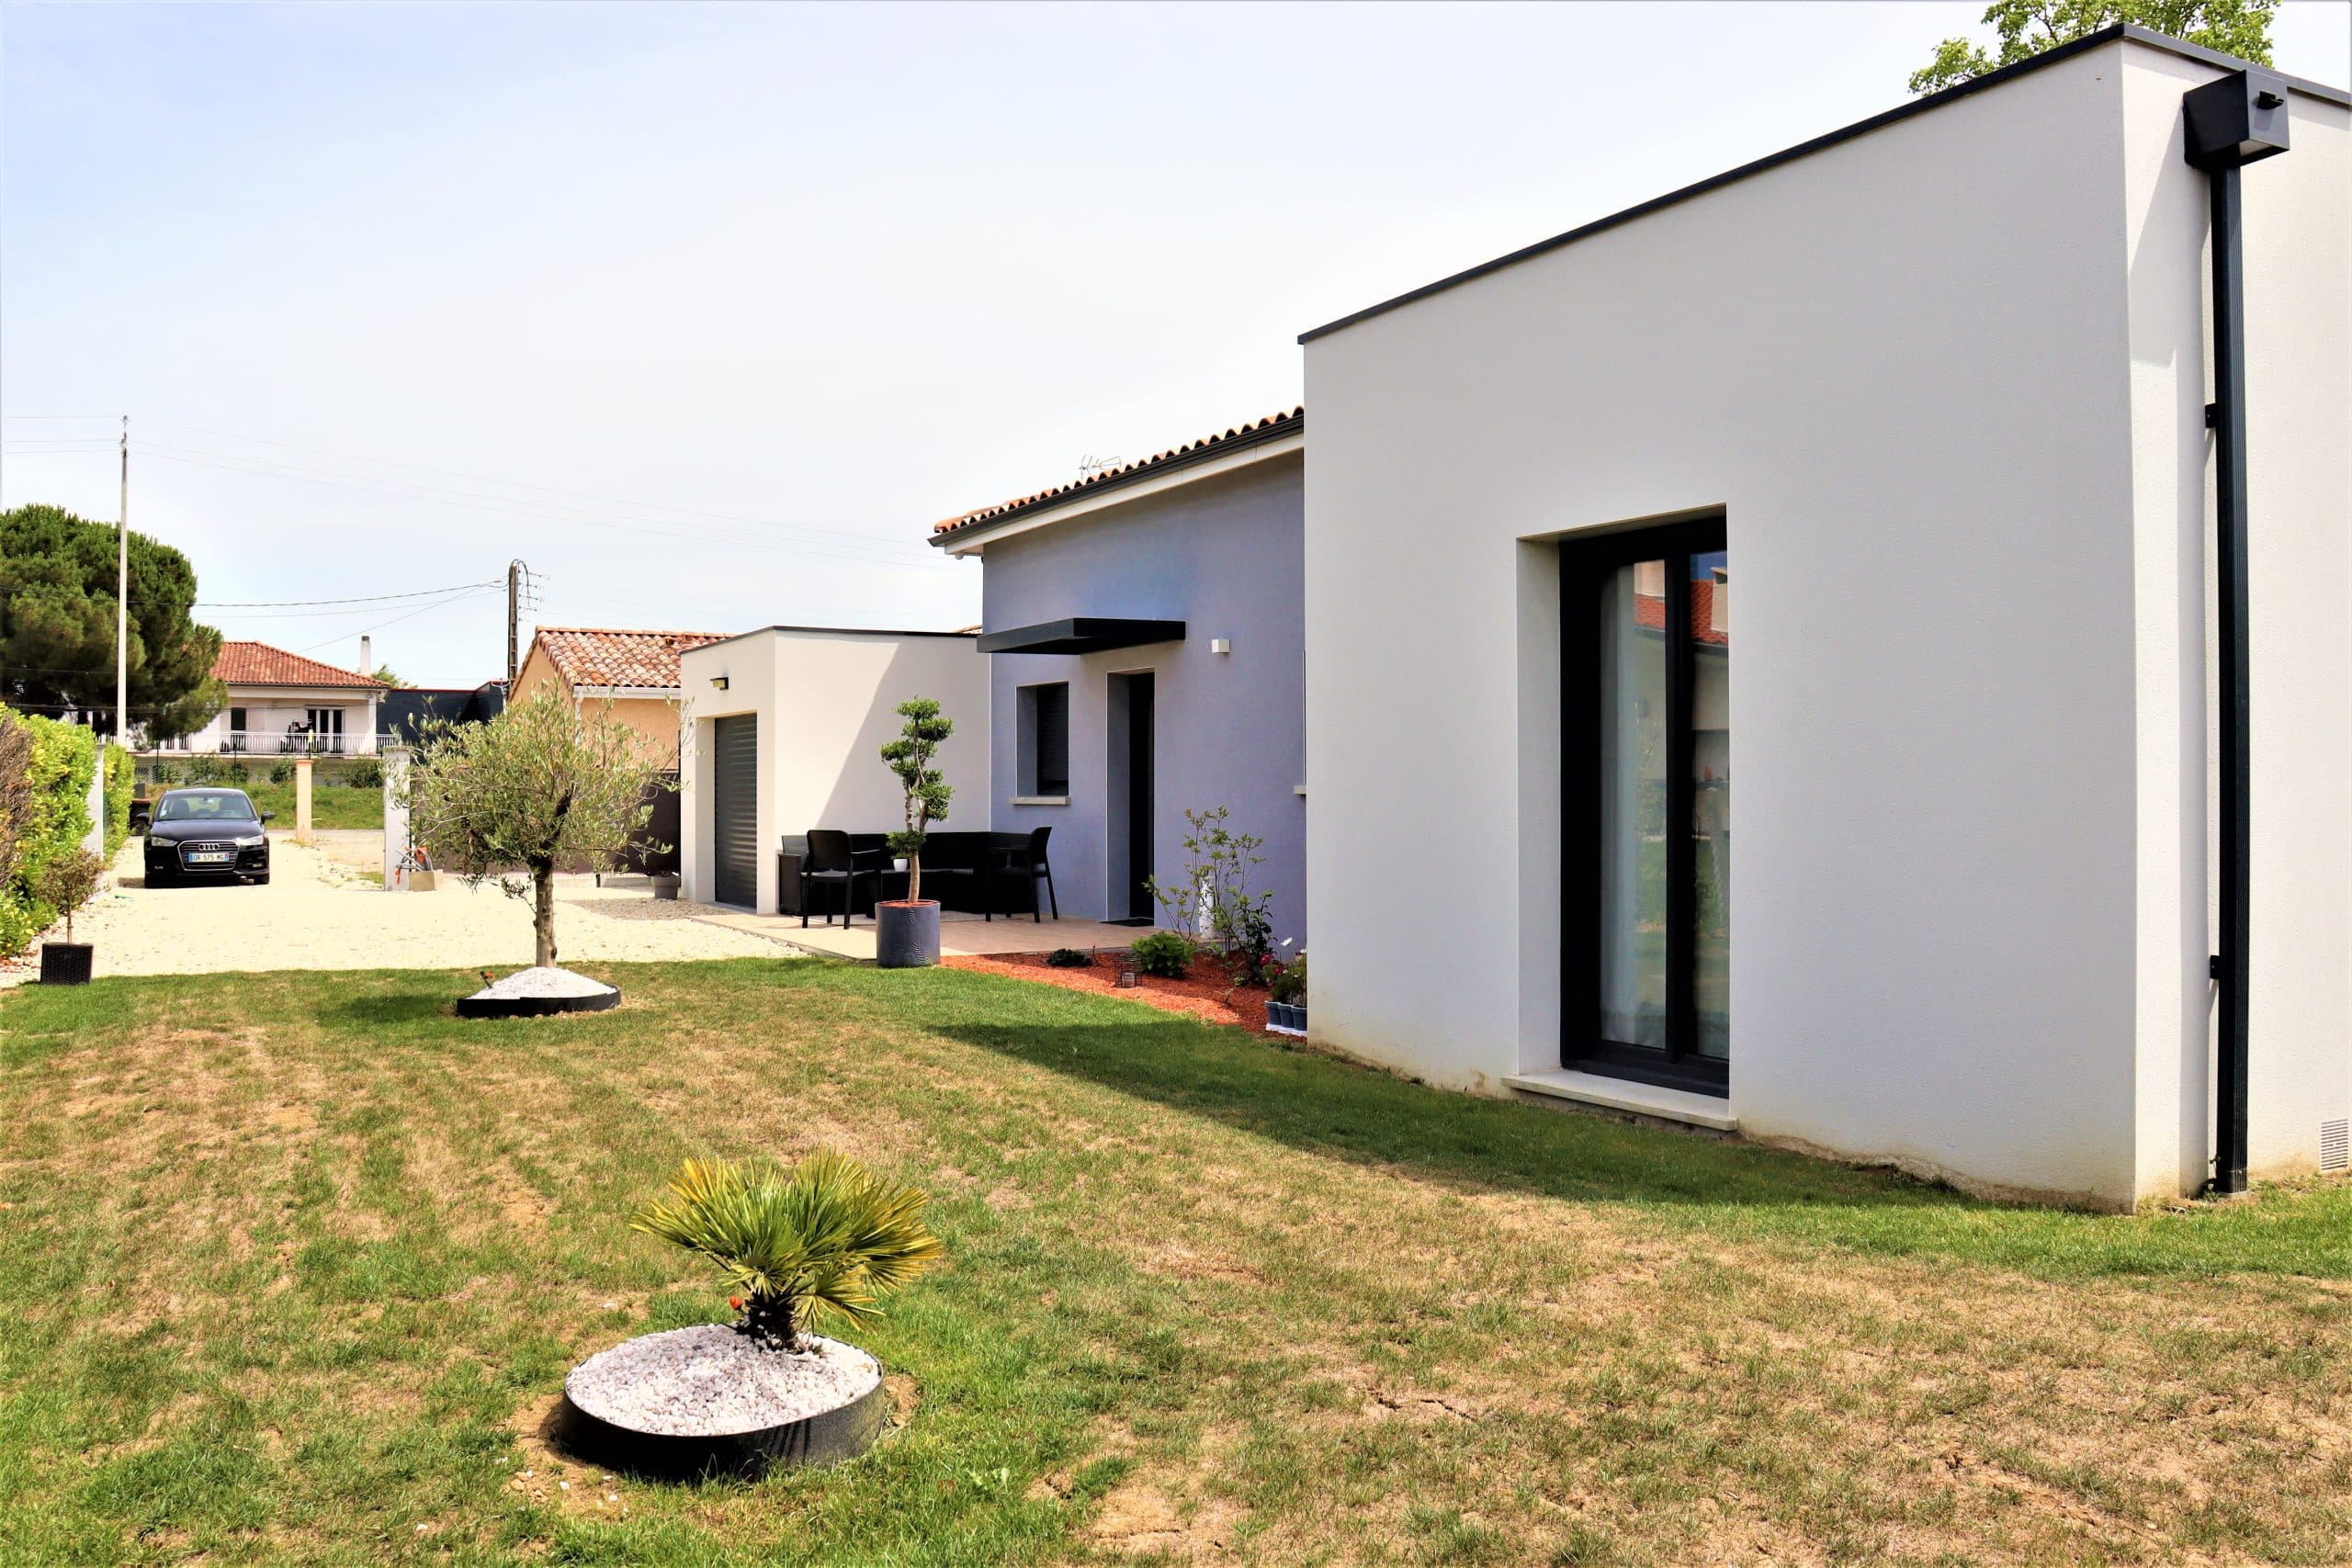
top-left (187, 852), bottom-right (232, 864)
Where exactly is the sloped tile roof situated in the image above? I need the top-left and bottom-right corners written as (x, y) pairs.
top-left (1633, 582), bottom-right (1730, 647)
top-left (932, 406), bottom-right (1303, 541)
top-left (213, 641), bottom-right (391, 689)
top-left (527, 626), bottom-right (727, 690)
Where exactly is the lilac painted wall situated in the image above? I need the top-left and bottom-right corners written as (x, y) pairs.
top-left (979, 450), bottom-right (1306, 944)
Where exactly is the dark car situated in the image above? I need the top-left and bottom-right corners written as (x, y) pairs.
top-left (143, 787), bottom-right (273, 886)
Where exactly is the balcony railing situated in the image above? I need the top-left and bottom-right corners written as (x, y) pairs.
top-left (225, 729), bottom-right (358, 756)
top-left (141, 730), bottom-right (378, 758)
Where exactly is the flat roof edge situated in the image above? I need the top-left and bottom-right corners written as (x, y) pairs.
top-left (1299, 25), bottom-right (2348, 345)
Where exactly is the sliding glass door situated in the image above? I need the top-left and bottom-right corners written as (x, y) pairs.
top-left (1562, 518), bottom-right (1730, 1093)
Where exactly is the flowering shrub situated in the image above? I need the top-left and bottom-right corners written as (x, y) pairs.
top-left (1268, 950), bottom-right (1306, 1006)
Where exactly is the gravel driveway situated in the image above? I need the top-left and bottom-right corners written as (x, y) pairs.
top-left (1, 832), bottom-right (805, 985)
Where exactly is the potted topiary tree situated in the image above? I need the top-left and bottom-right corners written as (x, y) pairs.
top-left (876, 696), bottom-right (954, 969)
top-left (559, 1150), bottom-right (945, 1477)
top-left (35, 848), bottom-right (104, 986)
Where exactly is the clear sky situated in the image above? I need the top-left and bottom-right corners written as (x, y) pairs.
top-left (5, 2), bottom-right (2346, 689)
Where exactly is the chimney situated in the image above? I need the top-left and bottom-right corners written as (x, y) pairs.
top-left (359, 635), bottom-right (372, 676)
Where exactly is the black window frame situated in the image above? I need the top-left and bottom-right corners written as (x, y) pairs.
top-left (1560, 515), bottom-right (1729, 1097)
top-left (1019, 681), bottom-right (1070, 797)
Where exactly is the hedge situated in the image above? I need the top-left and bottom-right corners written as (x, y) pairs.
top-left (0, 706), bottom-right (101, 959)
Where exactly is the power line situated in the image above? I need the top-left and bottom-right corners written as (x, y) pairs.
top-left (129, 415), bottom-right (944, 558)
top-left (293, 586), bottom-right (504, 657)
top-left (130, 444), bottom-right (954, 572)
top-left (196, 581), bottom-right (502, 608)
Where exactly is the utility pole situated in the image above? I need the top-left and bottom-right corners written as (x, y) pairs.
top-left (117, 417), bottom-right (129, 739)
top-left (506, 558), bottom-right (529, 684)
top-left (93, 415), bottom-right (129, 874)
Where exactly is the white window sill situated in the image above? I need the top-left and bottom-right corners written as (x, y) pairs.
top-left (1010, 795), bottom-right (1070, 807)
top-left (1501, 1069), bottom-right (1737, 1133)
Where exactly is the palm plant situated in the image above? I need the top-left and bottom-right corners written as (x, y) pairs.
top-left (629, 1151), bottom-right (945, 1352)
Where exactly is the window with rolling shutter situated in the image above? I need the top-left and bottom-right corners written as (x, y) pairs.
top-left (1020, 682), bottom-right (1069, 797)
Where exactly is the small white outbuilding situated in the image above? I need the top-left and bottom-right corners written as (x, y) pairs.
top-left (1299, 28), bottom-right (2348, 1208)
top-left (677, 627), bottom-right (988, 914)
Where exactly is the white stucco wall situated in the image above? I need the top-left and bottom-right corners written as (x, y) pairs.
top-left (2120, 58), bottom-right (2352, 1193)
top-left (175, 690), bottom-right (381, 755)
top-left (678, 629), bottom-right (989, 912)
top-left (1303, 39), bottom-right (2347, 1208)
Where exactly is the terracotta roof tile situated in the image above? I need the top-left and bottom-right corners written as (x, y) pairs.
top-left (526, 626), bottom-right (727, 689)
top-left (932, 407), bottom-right (1303, 540)
top-left (1633, 582), bottom-right (1730, 647)
top-left (213, 641), bottom-right (391, 689)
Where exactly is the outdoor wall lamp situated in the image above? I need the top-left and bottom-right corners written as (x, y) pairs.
top-left (709, 676), bottom-right (729, 691)
top-left (1210, 637), bottom-right (1231, 655)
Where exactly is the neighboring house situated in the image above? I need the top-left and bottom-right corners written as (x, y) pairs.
top-left (168, 641), bottom-right (390, 755)
top-left (1298, 30), bottom-right (2347, 1208)
top-left (677, 628), bottom-right (989, 909)
top-left (379, 682), bottom-right (508, 746)
top-left (508, 626), bottom-right (726, 764)
top-left (930, 409), bottom-right (1306, 942)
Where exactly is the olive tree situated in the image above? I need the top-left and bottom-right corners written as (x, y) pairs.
top-left (403, 687), bottom-right (664, 969)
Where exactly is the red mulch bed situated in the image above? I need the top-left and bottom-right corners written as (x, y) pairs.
top-left (942, 949), bottom-right (1272, 1032)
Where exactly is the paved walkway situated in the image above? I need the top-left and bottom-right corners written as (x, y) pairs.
top-left (0, 833), bottom-right (808, 985)
top-left (700, 908), bottom-right (1163, 962)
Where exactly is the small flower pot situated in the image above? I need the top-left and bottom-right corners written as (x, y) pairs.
top-left (40, 942), bottom-right (94, 986)
top-left (1265, 1000), bottom-right (1306, 1036)
top-left (650, 874), bottom-right (681, 901)
top-left (876, 899), bottom-right (940, 968)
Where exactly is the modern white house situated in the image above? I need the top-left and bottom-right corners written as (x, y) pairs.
top-left (164, 640), bottom-right (390, 755)
top-left (1299, 28), bottom-right (2348, 1209)
top-left (677, 627), bottom-right (989, 911)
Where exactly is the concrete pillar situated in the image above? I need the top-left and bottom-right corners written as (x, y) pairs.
top-left (83, 750), bottom-right (107, 859)
top-left (381, 746), bottom-right (412, 891)
top-left (294, 756), bottom-right (313, 841)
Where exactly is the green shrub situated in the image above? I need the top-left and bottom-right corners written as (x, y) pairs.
top-left (0, 708), bottom-right (96, 959)
top-left (344, 760), bottom-right (383, 788)
top-left (1046, 947), bottom-right (1091, 968)
top-left (32, 849), bottom-right (102, 942)
top-left (103, 743), bottom-right (131, 855)
top-left (629, 1152), bottom-right (945, 1352)
top-left (150, 759), bottom-right (180, 786)
top-left (1130, 931), bottom-right (1194, 979)
top-left (268, 761), bottom-right (293, 785)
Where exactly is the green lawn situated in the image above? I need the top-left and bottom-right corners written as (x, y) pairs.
top-left (2, 963), bottom-right (2346, 1565)
top-left (240, 782), bottom-right (383, 831)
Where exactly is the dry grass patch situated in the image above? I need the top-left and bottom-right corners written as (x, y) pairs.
top-left (2, 961), bottom-right (2347, 1567)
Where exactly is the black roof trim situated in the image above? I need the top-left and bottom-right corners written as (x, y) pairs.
top-left (975, 617), bottom-right (1187, 655)
top-left (1300, 25), bottom-right (2348, 345)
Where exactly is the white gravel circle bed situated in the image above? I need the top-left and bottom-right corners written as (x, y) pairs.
top-left (565, 1326), bottom-right (881, 1436)
top-left (466, 966), bottom-right (618, 1002)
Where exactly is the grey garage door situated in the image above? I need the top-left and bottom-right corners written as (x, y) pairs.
top-left (711, 716), bottom-right (758, 908)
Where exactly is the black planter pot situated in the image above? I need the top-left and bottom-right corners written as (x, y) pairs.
top-left (875, 900), bottom-right (941, 968)
top-left (40, 942), bottom-right (94, 986)
top-left (557, 1371), bottom-right (888, 1481)
top-left (1266, 999), bottom-right (1306, 1035)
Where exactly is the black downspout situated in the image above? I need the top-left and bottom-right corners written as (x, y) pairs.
top-left (2181, 71), bottom-right (2290, 1197)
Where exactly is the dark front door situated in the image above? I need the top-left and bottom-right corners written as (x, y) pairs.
top-left (711, 716), bottom-right (758, 908)
top-left (1121, 672), bottom-right (1156, 919)
top-left (1562, 517), bottom-right (1730, 1094)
